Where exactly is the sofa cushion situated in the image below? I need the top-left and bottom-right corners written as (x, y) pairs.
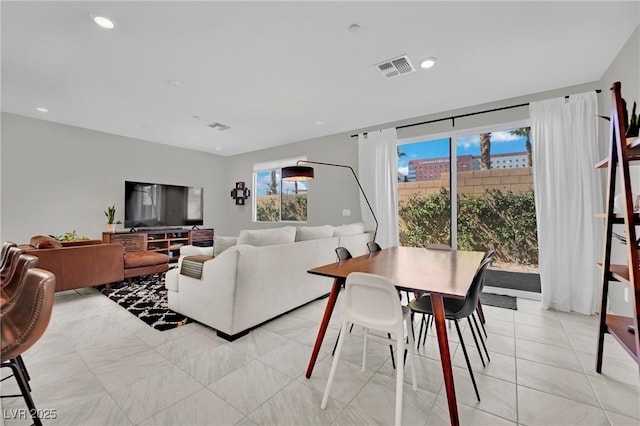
top-left (237, 227), bottom-right (296, 247)
top-left (124, 251), bottom-right (169, 268)
top-left (295, 225), bottom-right (334, 242)
top-left (332, 222), bottom-right (365, 237)
top-left (214, 236), bottom-right (237, 257)
top-left (30, 235), bottom-right (62, 249)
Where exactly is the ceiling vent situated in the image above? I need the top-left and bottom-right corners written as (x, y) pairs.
top-left (375, 55), bottom-right (415, 79)
top-left (208, 122), bottom-right (230, 131)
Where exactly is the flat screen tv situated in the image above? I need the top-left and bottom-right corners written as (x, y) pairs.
top-left (124, 181), bottom-right (203, 229)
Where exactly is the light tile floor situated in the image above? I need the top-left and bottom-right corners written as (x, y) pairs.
top-left (1, 287), bottom-right (639, 425)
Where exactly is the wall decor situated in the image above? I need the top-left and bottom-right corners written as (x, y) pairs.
top-left (230, 182), bottom-right (250, 205)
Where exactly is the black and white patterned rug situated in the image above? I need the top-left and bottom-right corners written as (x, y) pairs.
top-left (98, 274), bottom-right (191, 331)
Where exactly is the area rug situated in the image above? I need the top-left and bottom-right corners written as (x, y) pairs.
top-left (480, 292), bottom-right (517, 310)
top-left (98, 274), bottom-right (191, 331)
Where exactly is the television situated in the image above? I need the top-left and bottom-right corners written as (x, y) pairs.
top-left (124, 181), bottom-right (203, 229)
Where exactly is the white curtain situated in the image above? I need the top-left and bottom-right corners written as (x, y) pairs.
top-left (357, 128), bottom-right (399, 248)
top-left (530, 92), bottom-right (602, 314)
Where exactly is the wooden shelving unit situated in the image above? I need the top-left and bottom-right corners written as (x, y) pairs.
top-left (595, 82), bottom-right (640, 377)
top-left (104, 228), bottom-right (214, 263)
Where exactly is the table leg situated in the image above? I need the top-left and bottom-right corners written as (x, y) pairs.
top-left (431, 294), bottom-right (459, 426)
top-left (306, 278), bottom-right (342, 378)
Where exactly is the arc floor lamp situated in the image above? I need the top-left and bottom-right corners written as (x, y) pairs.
top-left (281, 160), bottom-right (378, 243)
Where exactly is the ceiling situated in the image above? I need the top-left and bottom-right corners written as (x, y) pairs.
top-left (2, 1), bottom-right (639, 157)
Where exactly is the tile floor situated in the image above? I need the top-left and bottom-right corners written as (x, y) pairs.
top-left (1, 287), bottom-right (639, 425)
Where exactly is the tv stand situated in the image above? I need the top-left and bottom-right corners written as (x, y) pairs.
top-left (104, 228), bottom-right (214, 263)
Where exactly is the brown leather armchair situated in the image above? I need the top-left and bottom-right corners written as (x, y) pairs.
top-left (1, 267), bottom-right (56, 426)
top-left (19, 236), bottom-right (124, 292)
top-left (1, 254), bottom-right (39, 311)
top-left (0, 242), bottom-right (17, 270)
top-left (0, 246), bottom-right (24, 282)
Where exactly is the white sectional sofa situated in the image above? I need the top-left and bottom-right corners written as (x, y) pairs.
top-left (165, 223), bottom-right (373, 340)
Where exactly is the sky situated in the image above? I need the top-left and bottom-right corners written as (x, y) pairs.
top-left (255, 170), bottom-right (308, 196)
top-left (397, 129), bottom-right (529, 176)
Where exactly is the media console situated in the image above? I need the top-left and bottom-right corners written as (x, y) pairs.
top-left (103, 228), bottom-right (214, 263)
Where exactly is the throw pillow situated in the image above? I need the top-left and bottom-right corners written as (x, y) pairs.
top-left (237, 226), bottom-right (296, 246)
top-left (213, 236), bottom-right (238, 257)
top-left (332, 222), bottom-right (365, 237)
top-left (30, 235), bottom-right (63, 249)
top-left (295, 225), bottom-right (334, 242)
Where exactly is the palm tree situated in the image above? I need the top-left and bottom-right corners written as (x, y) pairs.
top-left (397, 147), bottom-right (406, 158)
top-left (479, 133), bottom-right (492, 170)
top-left (268, 170), bottom-right (278, 195)
top-left (509, 127), bottom-right (532, 167)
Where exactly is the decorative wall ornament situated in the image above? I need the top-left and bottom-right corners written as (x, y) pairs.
top-left (230, 182), bottom-right (250, 205)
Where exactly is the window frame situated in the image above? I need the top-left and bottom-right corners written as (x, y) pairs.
top-left (252, 157), bottom-right (308, 223)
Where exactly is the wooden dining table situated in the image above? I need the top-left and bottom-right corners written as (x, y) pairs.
top-left (306, 245), bottom-right (485, 426)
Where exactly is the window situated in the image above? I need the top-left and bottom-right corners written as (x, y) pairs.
top-left (253, 157), bottom-right (308, 222)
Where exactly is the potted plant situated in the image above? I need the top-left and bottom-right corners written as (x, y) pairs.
top-left (104, 204), bottom-right (122, 232)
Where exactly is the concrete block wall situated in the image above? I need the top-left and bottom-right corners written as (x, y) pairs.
top-left (398, 167), bottom-right (533, 203)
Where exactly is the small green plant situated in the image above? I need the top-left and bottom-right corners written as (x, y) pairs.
top-left (51, 230), bottom-right (89, 242)
top-left (104, 204), bottom-right (122, 224)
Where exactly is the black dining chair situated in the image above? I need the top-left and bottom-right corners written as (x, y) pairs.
top-left (475, 248), bottom-right (496, 337)
top-left (408, 257), bottom-right (493, 402)
top-left (366, 241), bottom-right (382, 253)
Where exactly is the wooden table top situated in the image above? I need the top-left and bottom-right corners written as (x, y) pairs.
top-left (308, 246), bottom-right (485, 299)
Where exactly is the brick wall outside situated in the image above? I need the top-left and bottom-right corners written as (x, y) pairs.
top-left (398, 167), bottom-right (533, 204)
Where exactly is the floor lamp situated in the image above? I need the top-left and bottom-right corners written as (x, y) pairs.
top-left (281, 160), bottom-right (378, 243)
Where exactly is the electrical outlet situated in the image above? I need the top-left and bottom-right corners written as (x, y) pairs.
top-left (342, 209), bottom-right (351, 217)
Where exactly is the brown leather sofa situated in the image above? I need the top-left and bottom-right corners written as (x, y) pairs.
top-left (18, 236), bottom-right (124, 292)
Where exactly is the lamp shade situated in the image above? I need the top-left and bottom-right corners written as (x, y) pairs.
top-left (282, 165), bottom-right (314, 182)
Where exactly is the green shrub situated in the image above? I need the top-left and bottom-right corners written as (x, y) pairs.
top-left (399, 188), bottom-right (538, 265)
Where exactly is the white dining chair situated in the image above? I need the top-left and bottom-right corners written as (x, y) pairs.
top-left (321, 272), bottom-right (417, 426)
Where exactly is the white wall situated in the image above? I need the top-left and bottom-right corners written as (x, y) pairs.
top-left (0, 113), bottom-right (227, 242)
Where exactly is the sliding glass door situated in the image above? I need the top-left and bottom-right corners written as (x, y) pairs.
top-left (397, 123), bottom-right (539, 292)
top-left (397, 137), bottom-right (452, 247)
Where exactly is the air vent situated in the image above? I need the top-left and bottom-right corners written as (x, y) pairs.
top-left (208, 122), bottom-right (230, 131)
top-left (375, 55), bottom-right (415, 79)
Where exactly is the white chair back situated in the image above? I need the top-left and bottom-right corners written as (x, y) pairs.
top-left (344, 272), bottom-right (404, 332)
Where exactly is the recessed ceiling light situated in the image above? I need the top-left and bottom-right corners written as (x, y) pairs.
top-left (315, 121), bottom-right (324, 126)
top-left (36, 107), bottom-right (48, 113)
top-left (349, 24), bottom-right (360, 33)
top-left (420, 57), bottom-right (438, 69)
top-left (91, 14), bottom-right (115, 30)
top-left (215, 147), bottom-right (222, 151)
top-left (168, 80), bottom-right (181, 87)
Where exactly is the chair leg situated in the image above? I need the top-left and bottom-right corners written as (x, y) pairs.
top-left (15, 356), bottom-right (31, 392)
top-left (394, 333), bottom-right (405, 426)
top-left (475, 302), bottom-right (488, 338)
top-left (467, 317), bottom-right (486, 367)
top-left (362, 329), bottom-right (368, 371)
top-left (388, 333), bottom-right (396, 370)
top-left (1, 360), bottom-right (42, 426)
top-left (405, 321), bottom-right (418, 392)
top-left (417, 315), bottom-right (426, 348)
top-left (331, 328), bottom-right (341, 356)
top-left (472, 313), bottom-right (490, 362)
top-left (476, 300), bottom-right (486, 324)
top-left (453, 320), bottom-right (481, 402)
top-left (322, 321), bottom-right (348, 409)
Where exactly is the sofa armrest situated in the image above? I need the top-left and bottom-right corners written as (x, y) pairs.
top-left (179, 245), bottom-right (214, 257)
top-left (171, 246), bottom-right (239, 333)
